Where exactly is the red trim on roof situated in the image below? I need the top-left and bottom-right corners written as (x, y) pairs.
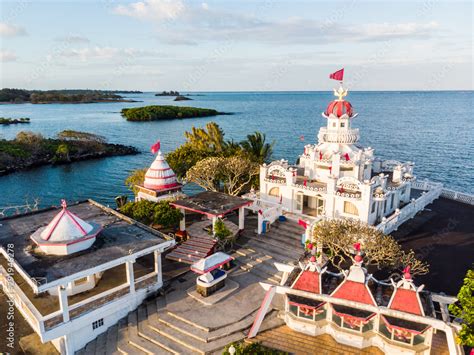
top-left (389, 288), bottom-right (423, 316)
top-left (331, 280), bottom-right (376, 306)
top-left (169, 200), bottom-right (253, 217)
top-left (147, 167), bottom-right (172, 172)
top-left (292, 270), bottom-right (321, 294)
top-left (145, 174), bottom-right (176, 180)
top-left (143, 182), bottom-right (181, 190)
top-left (64, 210), bottom-right (88, 235)
top-left (42, 209), bottom-right (65, 241)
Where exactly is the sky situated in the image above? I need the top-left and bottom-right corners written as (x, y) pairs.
top-left (0, 0), bottom-right (472, 91)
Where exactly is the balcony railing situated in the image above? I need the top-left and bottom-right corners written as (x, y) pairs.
top-left (318, 127), bottom-right (360, 144)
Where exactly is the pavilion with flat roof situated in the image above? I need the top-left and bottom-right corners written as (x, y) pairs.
top-left (170, 191), bottom-right (253, 233)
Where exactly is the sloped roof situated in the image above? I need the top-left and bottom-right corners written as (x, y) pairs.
top-left (331, 280), bottom-right (377, 306)
top-left (292, 270), bottom-right (321, 294)
top-left (389, 288), bottom-right (423, 315)
top-left (144, 150), bottom-right (181, 190)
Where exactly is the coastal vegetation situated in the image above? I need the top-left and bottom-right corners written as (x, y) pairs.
top-left (449, 267), bottom-right (474, 347)
top-left (0, 88), bottom-right (136, 104)
top-left (223, 341), bottom-right (288, 354)
top-left (0, 117), bottom-right (30, 125)
top-left (155, 90), bottom-right (180, 96)
top-left (120, 200), bottom-right (183, 229)
top-left (0, 130), bottom-right (138, 175)
top-left (120, 105), bottom-right (223, 121)
top-left (310, 219), bottom-right (429, 275)
top-left (125, 122), bottom-right (274, 196)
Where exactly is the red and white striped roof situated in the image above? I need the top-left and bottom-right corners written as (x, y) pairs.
top-left (144, 150), bottom-right (181, 190)
top-left (39, 200), bottom-right (95, 242)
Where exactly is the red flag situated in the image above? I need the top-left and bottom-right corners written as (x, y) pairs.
top-left (353, 242), bottom-right (361, 252)
top-left (150, 140), bottom-right (161, 154)
top-left (319, 152), bottom-right (323, 160)
top-left (329, 68), bottom-right (344, 81)
top-left (298, 219), bottom-right (308, 229)
top-left (303, 179), bottom-right (307, 187)
top-left (344, 153), bottom-right (350, 161)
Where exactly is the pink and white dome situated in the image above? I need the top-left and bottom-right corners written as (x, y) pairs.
top-left (31, 200), bottom-right (101, 255)
top-left (144, 150), bottom-right (181, 191)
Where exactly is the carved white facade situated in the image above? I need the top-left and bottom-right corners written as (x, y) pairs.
top-left (259, 87), bottom-right (416, 225)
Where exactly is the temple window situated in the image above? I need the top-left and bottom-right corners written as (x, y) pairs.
top-left (371, 202), bottom-right (376, 213)
top-left (92, 318), bottom-right (104, 330)
top-left (268, 187), bottom-right (280, 197)
top-left (344, 201), bottom-right (359, 215)
top-left (341, 122), bottom-right (345, 127)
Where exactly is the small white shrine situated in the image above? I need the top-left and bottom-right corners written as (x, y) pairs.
top-left (259, 86), bottom-right (415, 225)
top-left (136, 147), bottom-right (184, 202)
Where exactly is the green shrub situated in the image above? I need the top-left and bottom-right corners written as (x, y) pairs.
top-left (449, 267), bottom-right (474, 347)
top-left (120, 200), bottom-right (183, 228)
top-left (223, 341), bottom-right (288, 354)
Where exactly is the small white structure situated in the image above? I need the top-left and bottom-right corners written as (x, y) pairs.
top-left (31, 200), bottom-right (102, 256)
top-left (258, 86), bottom-right (417, 225)
top-left (136, 148), bottom-right (184, 202)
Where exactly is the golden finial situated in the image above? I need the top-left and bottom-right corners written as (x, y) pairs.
top-left (333, 86), bottom-right (348, 101)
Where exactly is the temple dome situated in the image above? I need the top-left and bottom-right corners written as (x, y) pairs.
top-left (30, 200), bottom-right (101, 255)
top-left (325, 99), bottom-right (354, 118)
top-left (144, 150), bottom-right (181, 190)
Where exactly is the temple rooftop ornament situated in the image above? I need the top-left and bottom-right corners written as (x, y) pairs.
top-left (136, 141), bottom-right (184, 202)
top-left (30, 199), bottom-right (101, 256)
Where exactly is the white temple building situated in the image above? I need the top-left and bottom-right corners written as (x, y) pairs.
top-left (136, 149), bottom-right (184, 202)
top-left (0, 200), bottom-right (175, 354)
top-left (258, 86), bottom-right (416, 226)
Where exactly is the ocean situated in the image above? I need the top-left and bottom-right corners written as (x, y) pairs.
top-left (0, 91), bottom-right (472, 210)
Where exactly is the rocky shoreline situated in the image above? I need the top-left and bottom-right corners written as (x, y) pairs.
top-left (0, 143), bottom-right (139, 176)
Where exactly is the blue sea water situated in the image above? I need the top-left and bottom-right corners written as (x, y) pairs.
top-left (0, 91), bottom-right (472, 210)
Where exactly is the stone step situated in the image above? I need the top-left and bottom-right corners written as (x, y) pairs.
top-left (234, 261), bottom-right (280, 285)
top-left (128, 310), bottom-right (169, 354)
top-left (154, 307), bottom-right (275, 344)
top-left (233, 249), bottom-right (273, 263)
top-left (272, 221), bottom-right (305, 234)
top-left (231, 253), bottom-right (281, 282)
top-left (116, 318), bottom-right (147, 355)
top-left (135, 306), bottom-right (176, 355)
top-left (166, 251), bottom-right (201, 264)
top-left (237, 238), bottom-right (300, 264)
top-left (148, 315), bottom-right (246, 355)
top-left (242, 233), bottom-right (303, 259)
top-left (264, 227), bottom-right (304, 243)
top-left (178, 243), bottom-right (214, 254)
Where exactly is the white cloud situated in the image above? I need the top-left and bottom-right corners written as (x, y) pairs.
top-left (0, 50), bottom-right (18, 62)
top-left (114, 0), bottom-right (185, 21)
top-left (0, 22), bottom-right (27, 37)
top-left (60, 46), bottom-right (161, 61)
top-left (55, 35), bottom-right (90, 44)
top-left (113, 1), bottom-right (441, 46)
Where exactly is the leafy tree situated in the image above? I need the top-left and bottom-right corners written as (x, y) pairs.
top-left (121, 105), bottom-right (221, 121)
top-left (449, 267), bottom-right (474, 347)
top-left (166, 143), bottom-right (210, 179)
top-left (240, 131), bottom-right (274, 164)
top-left (54, 144), bottom-right (70, 162)
top-left (57, 130), bottom-right (107, 143)
top-left (120, 200), bottom-right (183, 228)
top-left (223, 341), bottom-right (287, 355)
top-left (311, 219), bottom-right (429, 275)
top-left (125, 168), bottom-right (147, 195)
top-left (213, 218), bottom-right (231, 239)
top-left (184, 122), bottom-right (227, 154)
top-left (186, 156), bottom-right (259, 196)
top-left (15, 131), bottom-right (44, 145)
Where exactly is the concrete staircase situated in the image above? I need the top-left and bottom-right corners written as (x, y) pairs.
top-left (236, 219), bottom-right (305, 265)
top-left (76, 296), bottom-right (283, 355)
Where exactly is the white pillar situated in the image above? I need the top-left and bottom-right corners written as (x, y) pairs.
top-left (238, 207), bottom-right (245, 230)
top-left (212, 216), bottom-right (218, 237)
top-left (257, 212), bottom-right (263, 234)
top-left (126, 260), bottom-right (135, 293)
top-left (58, 285), bottom-right (70, 323)
top-left (179, 208), bottom-right (186, 231)
top-left (154, 250), bottom-right (162, 286)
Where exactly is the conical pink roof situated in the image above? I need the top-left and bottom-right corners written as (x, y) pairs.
top-left (40, 200), bottom-right (94, 242)
top-left (144, 150), bottom-right (181, 190)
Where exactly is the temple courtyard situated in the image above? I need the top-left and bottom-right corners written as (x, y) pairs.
top-left (1, 196), bottom-right (471, 354)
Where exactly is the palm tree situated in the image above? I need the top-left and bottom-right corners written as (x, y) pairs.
top-left (240, 132), bottom-right (274, 164)
top-left (184, 122), bottom-right (226, 153)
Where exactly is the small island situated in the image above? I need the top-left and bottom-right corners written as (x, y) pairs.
top-left (174, 95), bottom-right (192, 101)
top-left (121, 105), bottom-right (228, 122)
top-left (155, 90), bottom-right (180, 96)
top-left (0, 88), bottom-right (139, 104)
top-left (0, 130), bottom-right (139, 175)
top-left (0, 117), bottom-right (30, 125)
